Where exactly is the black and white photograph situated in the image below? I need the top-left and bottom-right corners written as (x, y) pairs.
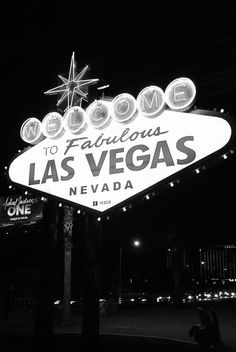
top-left (0, 1), bottom-right (236, 351)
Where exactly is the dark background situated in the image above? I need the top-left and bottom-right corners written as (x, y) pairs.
top-left (1, 1), bottom-right (236, 287)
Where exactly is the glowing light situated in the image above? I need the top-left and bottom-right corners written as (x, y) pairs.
top-left (20, 117), bottom-right (44, 145)
top-left (63, 106), bottom-right (87, 134)
top-left (42, 112), bottom-right (64, 139)
top-left (165, 77), bottom-right (196, 111)
top-left (137, 86), bottom-right (165, 118)
top-left (54, 300), bottom-right (61, 305)
top-left (97, 84), bottom-right (110, 90)
top-left (111, 93), bottom-right (138, 123)
top-left (86, 100), bottom-right (111, 129)
top-left (59, 203), bottom-right (62, 207)
top-left (134, 240), bottom-right (141, 247)
top-left (44, 52), bottom-right (99, 111)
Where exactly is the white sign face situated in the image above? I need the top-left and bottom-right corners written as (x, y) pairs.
top-left (9, 109), bottom-right (232, 213)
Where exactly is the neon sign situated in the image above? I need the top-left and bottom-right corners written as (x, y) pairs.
top-left (8, 53), bottom-right (234, 213)
top-left (20, 77), bottom-right (196, 145)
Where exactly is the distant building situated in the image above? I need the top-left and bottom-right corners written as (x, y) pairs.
top-left (167, 245), bottom-right (236, 288)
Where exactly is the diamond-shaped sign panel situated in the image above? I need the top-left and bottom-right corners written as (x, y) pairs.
top-left (9, 109), bottom-right (233, 213)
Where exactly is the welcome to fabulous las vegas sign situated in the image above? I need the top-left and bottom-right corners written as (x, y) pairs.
top-left (8, 54), bottom-right (235, 213)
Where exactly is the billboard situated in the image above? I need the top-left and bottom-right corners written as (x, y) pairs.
top-left (0, 195), bottom-right (43, 227)
top-left (8, 77), bottom-right (235, 213)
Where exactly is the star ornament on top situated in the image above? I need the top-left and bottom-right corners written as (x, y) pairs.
top-left (44, 52), bottom-right (99, 111)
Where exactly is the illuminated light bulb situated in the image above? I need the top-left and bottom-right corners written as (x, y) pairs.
top-left (20, 117), bottom-right (44, 145)
top-left (165, 77), bottom-right (196, 112)
top-left (122, 207), bottom-right (127, 212)
top-left (223, 154), bottom-right (228, 159)
top-left (8, 185), bottom-right (12, 189)
top-left (24, 191), bottom-right (28, 195)
top-left (137, 85), bottom-right (165, 118)
top-left (97, 84), bottom-right (110, 90)
top-left (18, 149), bottom-right (21, 153)
top-left (4, 166), bottom-right (7, 170)
top-left (97, 217), bottom-right (101, 221)
top-left (58, 203), bottom-right (62, 207)
top-left (41, 197), bottom-right (45, 201)
top-left (145, 194), bottom-right (150, 200)
top-left (86, 100), bottom-right (112, 129)
top-left (195, 168), bottom-right (200, 174)
top-left (41, 112), bottom-right (65, 139)
top-left (169, 182), bottom-right (174, 187)
top-left (111, 93), bottom-right (138, 123)
top-left (220, 108), bottom-right (224, 113)
top-left (77, 210), bottom-right (81, 214)
top-left (63, 106), bottom-right (87, 134)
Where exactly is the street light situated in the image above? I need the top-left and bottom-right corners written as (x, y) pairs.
top-left (118, 239), bottom-right (142, 303)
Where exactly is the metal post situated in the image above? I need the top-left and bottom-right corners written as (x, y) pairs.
top-left (34, 198), bottom-right (58, 343)
top-left (62, 205), bottom-right (74, 324)
top-left (82, 213), bottom-right (101, 345)
top-left (118, 245), bottom-right (122, 302)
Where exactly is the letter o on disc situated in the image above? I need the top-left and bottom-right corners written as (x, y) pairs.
top-left (42, 112), bottom-right (64, 139)
top-left (20, 117), bottom-right (44, 145)
top-left (64, 106), bottom-right (87, 134)
top-left (165, 77), bottom-right (196, 112)
top-left (86, 100), bottom-right (111, 129)
top-left (111, 93), bottom-right (138, 123)
top-left (137, 86), bottom-right (165, 118)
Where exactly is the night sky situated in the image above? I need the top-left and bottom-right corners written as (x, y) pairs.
top-left (1, 1), bottom-right (236, 247)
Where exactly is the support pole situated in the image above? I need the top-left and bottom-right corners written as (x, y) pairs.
top-left (118, 245), bottom-right (122, 302)
top-left (82, 213), bottom-right (101, 345)
top-left (62, 205), bottom-right (74, 324)
top-left (34, 198), bottom-right (58, 343)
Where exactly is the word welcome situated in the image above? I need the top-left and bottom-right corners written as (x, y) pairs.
top-left (20, 77), bottom-right (196, 145)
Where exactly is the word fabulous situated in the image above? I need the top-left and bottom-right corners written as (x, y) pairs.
top-left (21, 77), bottom-right (196, 145)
